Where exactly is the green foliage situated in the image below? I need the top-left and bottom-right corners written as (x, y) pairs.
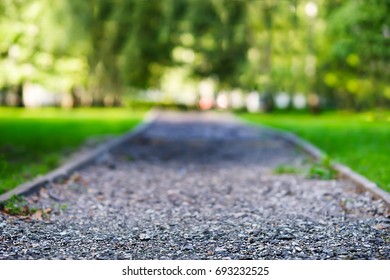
top-left (273, 164), bottom-right (301, 175)
top-left (0, 107), bottom-right (145, 194)
top-left (240, 111), bottom-right (390, 192)
top-left (322, 0), bottom-right (390, 108)
top-left (1, 194), bottom-right (36, 216)
top-left (59, 203), bottom-right (68, 211)
top-left (0, 0), bottom-right (388, 109)
top-left (306, 157), bottom-right (337, 180)
top-left (273, 158), bottom-right (336, 179)
top-left (124, 154), bottom-right (134, 162)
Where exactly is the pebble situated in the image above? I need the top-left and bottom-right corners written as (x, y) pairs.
top-left (295, 247), bottom-right (302, 252)
top-left (184, 244), bottom-right (194, 251)
top-left (139, 234), bottom-right (151, 241)
top-left (215, 247), bottom-right (227, 253)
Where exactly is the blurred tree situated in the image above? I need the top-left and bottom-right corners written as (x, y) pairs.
top-left (0, 0), bottom-right (388, 109)
top-left (64, 0), bottom-right (180, 104)
top-left (120, 0), bottom-right (177, 89)
top-left (188, 0), bottom-right (249, 89)
top-left (0, 0), bottom-right (89, 106)
top-left (0, 0), bottom-right (41, 106)
top-left (323, 0), bottom-right (390, 109)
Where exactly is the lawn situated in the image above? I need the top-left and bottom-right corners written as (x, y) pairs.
top-left (0, 107), bottom-right (145, 194)
top-left (239, 111), bottom-right (390, 192)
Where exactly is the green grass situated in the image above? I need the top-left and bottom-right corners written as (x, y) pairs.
top-left (239, 110), bottom-right (390, 192)
top-left (273, 164), bottom-right (301, 175)
top-left (0, 107), bottom-right (145, 194)
top-left (1, 194), bottom-right (37, 215)
top-left (306, 158), bottom-right (337, 180)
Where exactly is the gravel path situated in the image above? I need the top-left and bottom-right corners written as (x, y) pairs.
top-left (1, 111), bottom-right (389, 260)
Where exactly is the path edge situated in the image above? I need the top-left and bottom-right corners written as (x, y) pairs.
top-left (237, 116), bottom-right (390, 207)
top-left (0, 109), bottom-right (158, 203)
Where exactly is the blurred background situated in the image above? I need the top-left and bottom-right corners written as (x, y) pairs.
top-left (0, 0), bottom-right (389, 111)
top-left (0, 0), bottom-right (389, 194)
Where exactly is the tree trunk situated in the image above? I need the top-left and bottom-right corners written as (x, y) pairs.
top-left (15, 83), bottom-right (24, 107)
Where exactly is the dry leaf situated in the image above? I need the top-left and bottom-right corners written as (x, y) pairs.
top-left (30, 210), bottom-right (43, 221)
top-left (373, 223), bottom-right (389, 230)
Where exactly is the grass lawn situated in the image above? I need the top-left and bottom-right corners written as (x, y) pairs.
top-left (239, 110), bottom-right (390, 193)
top-left (0, 107), bottom-right (146, 194)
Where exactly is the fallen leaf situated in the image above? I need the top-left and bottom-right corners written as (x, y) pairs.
top-left (373, 223), bottom-right (389, 230)
top-left (30, 210), bottom-right (43, 221)
top-left (71, 173), bottom-right (81, 182)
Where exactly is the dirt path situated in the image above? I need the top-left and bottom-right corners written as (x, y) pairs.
top-left (0, 111), bottom-right (389, 259)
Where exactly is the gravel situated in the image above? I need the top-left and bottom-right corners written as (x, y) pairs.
top-left (0, 111), bottom-right (389, 260)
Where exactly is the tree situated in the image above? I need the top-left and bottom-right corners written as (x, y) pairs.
top-left (0, 0), bottom-right (388, 110)
top-left (322, 0), bottom-right (390, 109)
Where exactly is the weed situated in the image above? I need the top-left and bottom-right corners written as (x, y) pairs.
top-left (273, 165), bottom-right (301, 175)
top-left (306, 156), bottom-right (337, 180)
top-left (59, 203), bottom-right (68, 211)
top-left (125, 154), bottom-right (134, 161)
top-left (1, 194), bottom-right (37, 216)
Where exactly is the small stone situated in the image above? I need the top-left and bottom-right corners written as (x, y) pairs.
top-left (277, 235), bottom-right (294, 240)
top-left (184, 244), bottom-right (194, 251)
top-left (374, 238), bottom-right (384, 245)
top-left (183, 233), bottom-right (192, 240)
top-left (139, 234), bottom-right (151, 241)
top-left (215, 247), bottom-right (227, 253)
top-left (260, 251), bottom-right (269, 257)
top-left (233, 212), bottom-right (248, 218)
top-left (295, 246), bottom-right (302, 252)
top-left (336, 248), bottom-right (348, 255)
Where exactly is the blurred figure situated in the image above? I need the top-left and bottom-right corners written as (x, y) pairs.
top-left (246, 91), bottom-right (260, 113)
top-left (216, 92), bottom-right (229, 110)
top-left (198, 96), bottom-right (214, 111)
